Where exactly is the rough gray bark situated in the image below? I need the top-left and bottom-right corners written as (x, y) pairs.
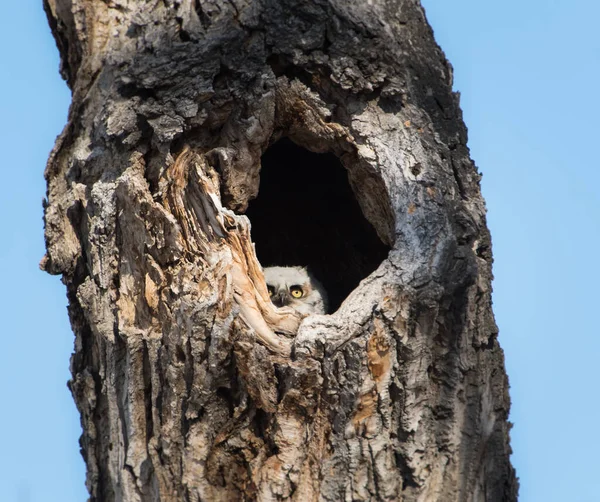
top-left (43, 0), bottom-right (517, 500)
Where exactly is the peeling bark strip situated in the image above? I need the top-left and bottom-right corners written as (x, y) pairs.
top-left (43, 0), bottom-right (517, 500)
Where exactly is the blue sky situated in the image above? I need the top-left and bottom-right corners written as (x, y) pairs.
top-left (0, 2), bottom-right (84, 502)
top-left (1, 1), bottom-right (598, 501)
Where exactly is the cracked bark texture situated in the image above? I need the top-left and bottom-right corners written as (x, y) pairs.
top-left (42, 0), bottom-right (518, 500)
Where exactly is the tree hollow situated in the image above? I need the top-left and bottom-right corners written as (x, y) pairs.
top-left (246, 138), bottom-right (391, 311)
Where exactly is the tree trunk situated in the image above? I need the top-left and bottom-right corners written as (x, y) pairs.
top-left (42, 0), bottom-right (517, 500)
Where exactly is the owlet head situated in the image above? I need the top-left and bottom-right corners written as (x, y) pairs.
top-left (263, 266), bottom-right (328, 315)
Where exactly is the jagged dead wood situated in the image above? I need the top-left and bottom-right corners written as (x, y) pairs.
top-left (42, 0), bottom-right (517, 500)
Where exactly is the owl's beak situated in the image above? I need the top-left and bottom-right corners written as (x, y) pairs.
top-left (273, 291), bottom-right (288, 308)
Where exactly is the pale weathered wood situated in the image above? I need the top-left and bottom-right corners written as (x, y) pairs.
top-left (43, 0), bottom-right (517, 500)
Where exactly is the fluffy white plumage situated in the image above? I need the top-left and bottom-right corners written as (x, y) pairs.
top-left (263, 266), bottom-right (328, 315)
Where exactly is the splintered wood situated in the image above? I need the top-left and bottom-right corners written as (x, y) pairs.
top-left (163, 147), bottom-right (302, 356)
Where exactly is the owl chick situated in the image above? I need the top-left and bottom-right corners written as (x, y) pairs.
top-left (263, 266), bottom-right (328, 315)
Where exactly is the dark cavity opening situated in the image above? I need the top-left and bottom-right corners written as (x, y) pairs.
top-left (246, 138), bottom-right (390, 312)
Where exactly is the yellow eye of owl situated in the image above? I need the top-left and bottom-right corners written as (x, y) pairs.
top-left (290, 286), bottom-right (303, 299)
top-left (267, 286), bottom-right (275, 297)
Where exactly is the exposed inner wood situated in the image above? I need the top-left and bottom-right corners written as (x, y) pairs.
top-left (162, 147), bottom-right (301, 356)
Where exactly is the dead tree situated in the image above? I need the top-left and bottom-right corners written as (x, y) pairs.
top-left (42, 0), bottom-right (517, 500)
